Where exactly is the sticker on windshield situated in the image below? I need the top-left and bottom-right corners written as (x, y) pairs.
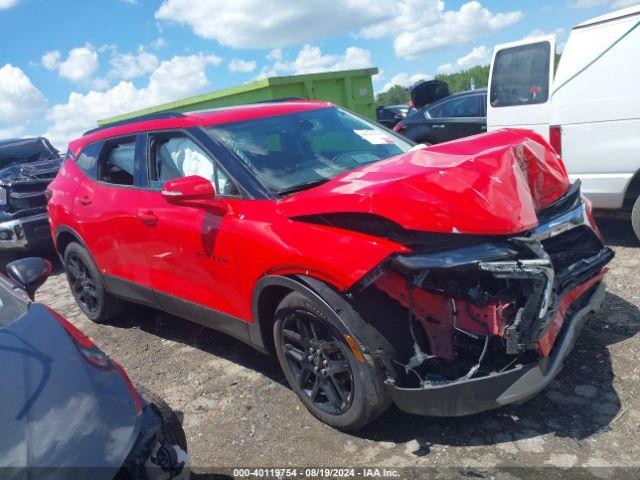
top-left (354, 129), bottom-right (395, 145)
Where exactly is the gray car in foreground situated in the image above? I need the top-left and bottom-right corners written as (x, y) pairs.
top-left (0, 257), bottom-right (189, 480)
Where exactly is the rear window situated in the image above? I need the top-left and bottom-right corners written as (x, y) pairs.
top-left (98, 137), bottom-right (136, 186)
top-left (427, 94), bottom-right (481, 118)
top-left (490, 42), bottom-right (551, 107)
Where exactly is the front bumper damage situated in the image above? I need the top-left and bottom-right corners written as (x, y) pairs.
top-left (117, 402), bottom-right (190, 480)
top-left (348, 187), bottom-right (614, 417)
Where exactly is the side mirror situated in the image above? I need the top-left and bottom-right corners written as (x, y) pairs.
top-left (162, 175), bottom-right (216, 201)
top-left (6, 257), bottom-right (53, 300)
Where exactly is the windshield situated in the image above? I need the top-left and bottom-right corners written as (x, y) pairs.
top-left (206, 107), bottom-right (412, 195)
top-left (0, 280), bottom-right (28, 328)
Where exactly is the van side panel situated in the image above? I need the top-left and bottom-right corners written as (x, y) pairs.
top-left (551, 16), bottom-right (640, 208)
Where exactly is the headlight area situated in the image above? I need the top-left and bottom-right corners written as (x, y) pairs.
top-left (344, 201), bottom-right (613, 417)
top-left (115, 401), bottom-right (189, 480)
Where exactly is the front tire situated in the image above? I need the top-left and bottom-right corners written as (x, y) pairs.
top-left (273, 291), bottom-right (390, 431)
top-left (63, 242), bottom-right (123, 323)
top-left (632, 195), bottom-right (640, 242)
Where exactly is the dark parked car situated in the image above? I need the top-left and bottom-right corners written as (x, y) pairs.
top-left (0, 257), bottom-right (189, 479)
top-left (376, 104), bottom-right (411, 129)
top-left (394, 89), bottom-right (487, 145)
top-left (0, 138), bottom-right (61, 251)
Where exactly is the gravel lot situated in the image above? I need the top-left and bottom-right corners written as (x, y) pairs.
top-left (3, 216), bottom-right (639, 478)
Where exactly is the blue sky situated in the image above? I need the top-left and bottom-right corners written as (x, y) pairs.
top-left (0, 0), bottom-right (635, 148)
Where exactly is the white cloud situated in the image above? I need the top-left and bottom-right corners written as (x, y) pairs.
top-left (258, 45), bottom-right (373, 79)
top-left (154, 0), bottom-right (521, 59)
top-left (359, 0), bottom-right (444, 39)
top-left (524, 28), bottom-right (564, 39)
top-left (41, 50), bottom-right (61, 70)
top-left (524, 28), bottom-right (566, 52)
top-left (0, 64), bottom-right (47, 128)
top-left (437, 45), bottom-right (490, 74)
top-left (154, 0), bottom-right (391, 49)
top-left (42, 44), bottom-right (99, 83)
top-left (109, 47), bottom-right (159, 80)
top-left (228, 58), bottom-right (257, 73)
top-left (611, 0), bottom-right (640, 8)
top-left (389, 1), bottom-right (522, 58)
top-left (0, 126), bottom-right (26, 138)
top-left (44, 53), bottom-right (221, 148)
top-left (151, 37), bottom-right (167, 50)
top-left (382, 72), bottom-right (432, 92)
top-left (568, 0), bottom-right (607, 7)
top-left (0, 0), bottom-right (19, 9)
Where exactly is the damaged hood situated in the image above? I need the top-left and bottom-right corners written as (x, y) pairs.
top-left (279, 129), bottom-right (570, 236)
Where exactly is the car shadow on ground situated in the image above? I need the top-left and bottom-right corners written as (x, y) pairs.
top-left (595, 213), bottom-right (639, 248)
top-left (108, 306), bottom-right (285, 385)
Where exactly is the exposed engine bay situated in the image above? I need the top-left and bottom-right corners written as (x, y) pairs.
top-left (346, 182), bottom-right (613, 393)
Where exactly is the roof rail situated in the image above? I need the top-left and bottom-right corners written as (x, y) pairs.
top-left (254, 97), bottom-right (305, 104)
top-left (83, 111), bottom-right (186, 136)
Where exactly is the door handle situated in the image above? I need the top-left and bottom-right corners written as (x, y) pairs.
top-left (137, 209), bottom-right (158, 226)
top-left (480, 125), bottom-right (487, 132)
top-left (432, 124), bottom-right (445, 129)
top-left (76, 195), bottom-right (93, 206)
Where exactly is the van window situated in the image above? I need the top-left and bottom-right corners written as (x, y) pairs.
top-left (98, 138), bottom-right (136, 186)
top-left (490, 42), bottom-right (551, 107)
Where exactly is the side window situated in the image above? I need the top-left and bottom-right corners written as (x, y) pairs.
top-left (75, 142), bottom-right (102, 179)
top-left (439, 95), bottom-right (480, 118)
top-left (98, 137), bottom-right (136, 186)
top-left (490, 42), bottom-right (551, 107)
top-left (148, 132), bottom-right (240, 196)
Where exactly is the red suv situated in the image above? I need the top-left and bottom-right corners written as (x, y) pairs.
top-left (48, 101), bottom-right (613, 430)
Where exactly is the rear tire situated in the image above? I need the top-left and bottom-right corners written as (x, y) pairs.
top-left (63, 242), bottom-right (123, 323)
top-left (137, 385), bottom-right (188, 452)
top-left (632, 195), bottom-right (640, 242)
top-left (273, 291), bottom-right (390, 431)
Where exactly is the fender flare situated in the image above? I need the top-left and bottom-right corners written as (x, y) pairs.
top-left (250, 274), bottom-right (395, 369)
top-left (54, 225), bottom-right (89, 256)
top-left (250, 275), bottom-right (367, 355)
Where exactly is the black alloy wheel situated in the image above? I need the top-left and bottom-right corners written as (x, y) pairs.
top-left (66, 252), bottom-right (99, 313)
top-left (280, 309), bottom-right (354, 415)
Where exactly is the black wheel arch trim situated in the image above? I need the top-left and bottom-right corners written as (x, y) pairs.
top-left (251, 274), bottom-right (387, 366)
top-left (54, 225), bottom-right (90, 255)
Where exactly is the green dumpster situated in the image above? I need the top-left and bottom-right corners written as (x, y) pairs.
top-left (98, 68), bottom-right (379, 126)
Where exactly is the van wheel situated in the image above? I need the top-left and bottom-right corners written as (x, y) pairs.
top-left (273, 291), bottom-right (390, 431)
top-left (64, 242), bottom-right (123, 323)
top-left (632, 196), bottom-right (640, 243)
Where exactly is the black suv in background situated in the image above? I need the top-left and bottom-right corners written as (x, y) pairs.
top-left (376, 104), bottom-right (412, 129)
top-left (0, 138), bottom-right (61, 251)
top-left (394, 89), bottom-right (487, 145)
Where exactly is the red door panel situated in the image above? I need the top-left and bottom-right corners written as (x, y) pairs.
top-left (136, 190), bottom-right (243, 318)
top-left (72, 178), bottom-right (150, 287)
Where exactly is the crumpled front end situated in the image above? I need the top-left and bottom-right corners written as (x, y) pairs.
top-left (0, 137), bottom-right (61, 250)
top-left (345, 182), bottom-right (613, 416)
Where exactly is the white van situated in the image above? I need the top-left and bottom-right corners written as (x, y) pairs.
top-left (487, 5), bottom-right (640, 240)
